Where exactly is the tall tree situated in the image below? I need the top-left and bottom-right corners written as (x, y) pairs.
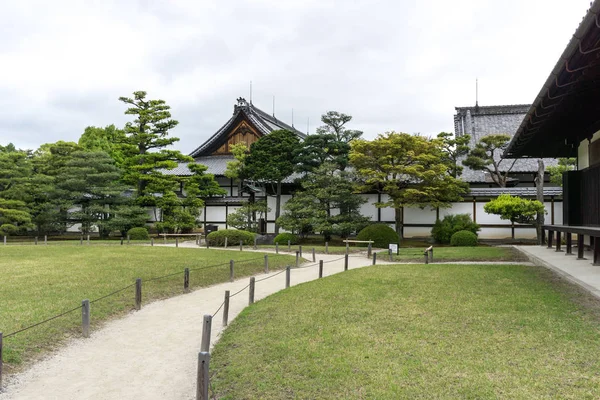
top-left (437, 132), bottom-right (471, 178)
top-left (244, 130), bottom-right (300, 234)
top-left (78, 125), bottom-right (134, 167)
top-left (350, 132), bottom-right (468, 238)
top-left (462, 134), bottom-right (517, 187)
top-left (118, 91), bottom-right (192, 199)
top-left (317, 111), bottom-right (363, 143)
top-left (293, 134), bottom-right (350, 173)
top-left (547, 158), bottom-right (576, 186)
top-left (0, 146), bottom-right (34, 234)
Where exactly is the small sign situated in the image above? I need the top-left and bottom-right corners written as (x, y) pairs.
top-left (388, 243), bottom-right (398, 254)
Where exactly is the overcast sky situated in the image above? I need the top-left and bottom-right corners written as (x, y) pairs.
top-left (0, 0), bottom-right (593, 153)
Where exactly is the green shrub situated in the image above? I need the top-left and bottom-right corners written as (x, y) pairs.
top-left (431, 214), bottom-right (480, 244)
top-left (356, 224), bottom-right (400, 249)
top-left (450, 230), bottom-right (478, 246)
top-left (207, 229), bottom-right (255, 246)
top-left (273, 233), bottom-right (299, 245)
top-left (0, 224), bottom-right (18, 236)
top-left (127, 227), bottom-right (149, 240)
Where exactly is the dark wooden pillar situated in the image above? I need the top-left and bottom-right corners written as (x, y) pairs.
top-left (555, 231), bottom-right (562, 252)
top-left (577, 234), bottom-right (586, 260)
top-left (472, 197), bottom-right (477, 222)
top-left (551, 196), bottom-right (555, 225)
top-left (565, 232), bottom-right (573, 255)
top-left (541, 228), bottom-right (546, 246)
top-left (547, 230), bottom-right (554, 249)
top-left (594, 237), bottom-right (600, 266)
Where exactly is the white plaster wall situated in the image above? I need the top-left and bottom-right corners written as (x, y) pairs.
top-left (359, 194), bottom-right (379, 221)
top-left (205, 206), bottom-right (227, 222)
top-left (404, 227), bottom-right (432, 237)
top-left (266, 195), bottom-right (292, 221)
top-left (404, 206), bottom-right (437, 224)
top-left (439, 203), bottom-right (473, 219)
top-left (476, 202), bottom-right (504, 224)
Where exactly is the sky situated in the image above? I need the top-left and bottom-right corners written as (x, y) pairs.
top-left (0, 0), bottom-right (594, 153)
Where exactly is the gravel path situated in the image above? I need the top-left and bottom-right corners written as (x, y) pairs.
top-left (0, 248), bottom-right (384, 400)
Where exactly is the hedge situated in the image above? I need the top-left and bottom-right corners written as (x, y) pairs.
top-left (207, 229), bottom-right (255, 246)
top-left (356, 224), bottom-right (399, 249)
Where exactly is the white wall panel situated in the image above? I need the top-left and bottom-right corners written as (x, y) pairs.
top-left (476, 202), bottom-right (504, 224)
top-left (205, 206), bottom-right (227, 222)
top-left (359, 194), bottom-right (379, 220)
top-left (440, 203), bottom-right (473, 219)
top-left (404, 206), bottom-right (436, 224)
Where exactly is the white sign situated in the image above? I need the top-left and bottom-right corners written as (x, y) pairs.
top-left (388, 243), bottom-right (398, 253)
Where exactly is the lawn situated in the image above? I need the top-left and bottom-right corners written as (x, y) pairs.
top-left (211, 263), bottom-right (600, 399)
top-left (0, 245), bottom-right (295, 370)
top-left (390, 246), bottom-right (528, 262)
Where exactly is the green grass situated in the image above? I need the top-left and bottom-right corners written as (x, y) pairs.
top-left (391, 246), bottom-right (528, 262)
top-left (0, 245), bottom-right (295, 370)
top-left (211, 263), bottom-right (600, 399)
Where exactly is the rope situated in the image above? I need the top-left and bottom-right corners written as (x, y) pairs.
top-left (90, 283), bottom-right (136, 304)
top-left (229, 283), bottom-right (251, 298)
top-left (145, 270), bottom-right (184, 283)
top-left (211, 300), bottom-right (226, 318)
top-left (4, 304), bottom-right (82, 338)
top-left (255, 267), bottom-right (288, 283)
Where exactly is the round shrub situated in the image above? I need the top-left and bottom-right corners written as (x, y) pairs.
top-left (356, 224), bottom-right (400, 249)
top-left (127, 227), bottom-right (149, 240)
top-left (431, 214), bottom-right (480, 244)
top-left (273, 233), bottom-right (298, 245)
top-left (207, 229), bottom-right (255, 246)
top-left (450, 230), bottom-right (478, 246)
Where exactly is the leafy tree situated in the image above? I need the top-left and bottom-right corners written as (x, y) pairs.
top-left (350, 132), bottom-right (468, 238)
top-left (118, 91), bottom-right (193, 198)
top-left (224, 143), bottom-right (249, 181)
top-left (293, 134), bottom-right (350, 173)
top-left (483, 194), bottom-right (545, 240)
top-left (78, 125), bottom-right (134, 167)
top-left (462, 134), bottom-right (517, 187)
top-left (103, 204), bottom-right (149, 236)
top-left (277, 163), bottom-right (369, 240)
top-left (276, 193), bottom-right (319, 238)
top-left (0, 146), bottom-right (34, 233)
top-left (317, 111), bottom-right (363, 143)
top-left (547, 158), bottom-right (576, 186)
top-left (55, 151), bottom-right (130, 237)
top-left (226, 201), bottom-right (269, 233)
top-left (437, 132), bottom-right (471, 178)
top-left (244, 129), bottom-right (300, 234)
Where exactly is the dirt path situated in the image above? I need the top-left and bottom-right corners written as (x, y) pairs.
top-left (0, 248), bottom-right (384, 400)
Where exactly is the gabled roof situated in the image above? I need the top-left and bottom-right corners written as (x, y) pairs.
top-left (189, 98), bottom-right (306, 158)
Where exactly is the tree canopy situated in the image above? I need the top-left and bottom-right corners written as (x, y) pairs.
top-left (462, 134), bottom-right (517, 187)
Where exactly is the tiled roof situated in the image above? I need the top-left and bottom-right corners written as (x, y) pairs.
top-left (460, 158), bottom-right (559, 182)
top-left (164, 155), bottom-right (235, 176)
top-left (468, 187), bottom-right (562, 197)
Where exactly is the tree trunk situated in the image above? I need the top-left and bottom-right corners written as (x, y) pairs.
top-left (274, 181), bottom-right (282, 234)
top-left (535, 159), bottom-right (545, 245)
top-left (395, 207), bottom-right (403, 239)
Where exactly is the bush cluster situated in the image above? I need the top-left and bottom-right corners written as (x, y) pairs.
top-left (207, 229), bottom-right (255, 246)
top-left (450, 230), bottom-right (478, 246)
top-left (431, 214), bottom-right (479, 244)
top-left (356, 224), bottom-right (399, 249)
top-left (273, 233), bottom-right (299, 245)
top-left (127, 227), bottom-right (149, 240)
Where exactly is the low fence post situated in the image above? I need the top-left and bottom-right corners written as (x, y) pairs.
top-left (135, 278), bottom-right (142, 310)
top-left (229, 260), bottom-right (235, 282)
top-left (264, 254), bottom-right (269, 274)
top-left (249, 277), bottom-right (255, 305)
top-left (82, 299), bottom-right (90, 338)
top-left (176, 238), bottom-right (179, 248)
top-left (206, 237), bottom-right (209, 249)
top-left (287, 240), bottom-right (291, 252)
top-left (346, 241), bottom-right (349, 255)
top-left (151, 238), bottom-right (154, 246)
top-left (196, 351), bottom-right (210, 400)
top-left (299, 245), bottom-right (303, 257)
top-left (373, 252), bottom-right (377, 265)
top-left (80, 236), bottom-right (83, 245)
top-left (319, 260), bottom-right (323, 278)
top-left (87, 235), bottom-right (90, 245)
top-left (127, 235), bottom-right (130, 245)
top-left (35, 236), bottom-right (38, 245)
top-left (424, 251), bottom-right (429, 264)
top-left (286, 266), bottom-right (291, 288)
top-left (295, 251), bottom-right (299, 268)
top-left (429, 248), bottom-right (434, 263)
top-left (239, 241), bottom-right (243, 251)
top-left (223, 290), bottom-right (230, 326)
top-left (344, 254), bottom-right (349, 271)
top-left (253, 237), bottom-right (257, 250)
top-left (0, 332), bottom-right (3, 390)
top-left (184, 268), bottom-right (190, 293)
top-left (388, 249), bottom-right (393, 262)
top-left (44, 235), bottom-right (47, 245)
top-left (312, 248), bottom-right (316, 262)
top-left (120, 237), bottom-right (124, 245)
top-left (201, 315), bottom-right (212, 352)
top-left (3, 236), bottom-right (5, 245)
top-left (367, 242), bottom-right (372, 258)
top-left (224, 237), bottom-right (228, 249)
top-left (164, 235), bottom-right (167, 245)
top-left (275, 242), bottom-right (279, 254)
top-left (325, 242), bottom-right (329, 254)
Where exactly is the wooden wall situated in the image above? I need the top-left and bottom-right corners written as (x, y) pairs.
top-left (212, 120), bottom-right (262, 155)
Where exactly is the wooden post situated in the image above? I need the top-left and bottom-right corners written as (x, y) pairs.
top-left (44, 235), bottom-right (47, 245)
top-left (127, 235), bottom-right (130, 245)
top-left (594, 237), bottom-right (600, 266)
top-left (429, 248), bottom-right (433, 263)
top-left (0, 332), bottom-right (3, 389)
top-left (388, 248), bottom-right (393, 262)
top-left (120, 237), bottom-right (124, 246)
top-left (35, 236), bottom-right (38, 245)
top-left (367, 242), bottom-right (372, 258)
top-left (80, 236), bottom-right (83, 245)
top-left (424, 251), bottom-right (429, 264)
top-left (3, 236), bottom-right (5, 245)
top-left (176, 238), bottom-right (179, 248)
top-left (541, 228), bottom-right (546, 246)
top-left (287, 240), bottom-right (291, 252)
top-left (566, 233), bottom-right (573, 255)
top-left (196, 352), bottom-right (210, 400)
top-left (275, 242), bottom-right (279, 254)
top-left (312, 248), bottom-right (316, 262)
top-left (325, 242), bottom-right (329, 254)
top-left (286, 266), bottom-right (291, 288)
top-left (87, 235), bottom-right (90, 245)
top-left (206, 236), bottom-right (209, 249)
top-left (372, 252), bottom-right (377, 265)
top-left (264, 254), bottom-right (269, 274)
top-left (223, 291), bottom-right (230, 326)
top-left (224, 237), bottom-right (228, 249)
top-left (346, 241), bottom-right (349, 255)
top-left (299, 245), bottom-right (303, 257)
top-left (578, 234), bottom-right (586, 260)
top-left (547, 230), bottom-right (554, 249)
top-left (135, 278), bottom-right (142, 310)
top-left (344, 254), bottom-right (349, 271)
top-left (295, 251), bottom-right (299, 267)
top-left (229, 260), bottom-right (234, 282)
top-left (151, 238), bottom-right (154, 246)
top-left (249, 277), bottom-right (255, 305)
top-left (555, 231), bottom-right (563, 252)
top-left (164, 235), bottom-right (167, 245)
top-left (253, 237), bottom-right (257, 250)
top-left (184, 268), bottom-right (190, 293)
top-left (201, 315), bottom-right (212, 352)
top-left (82, 299), bottom-right (90, 338)
top-left (319, 260), bottom-right (323, 278)
top-left (239, 240), bottom-right (243, 251)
